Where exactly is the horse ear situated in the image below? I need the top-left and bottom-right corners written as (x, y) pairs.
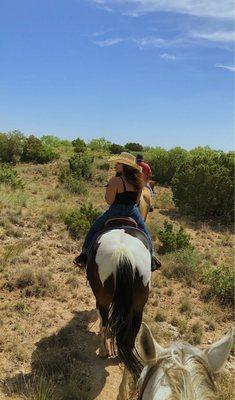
top-left (204, 328), bottom-right (234, 373)
top-left (140, 323), bottom-right (163, 365)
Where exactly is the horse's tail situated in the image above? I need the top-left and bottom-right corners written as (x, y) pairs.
top-left (107, 246), bottom-right (143, 378)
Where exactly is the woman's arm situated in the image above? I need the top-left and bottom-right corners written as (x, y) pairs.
top-left (136, 189), bottom-right (142, 205)
top-left (105, 177), bottom-right (118, 205)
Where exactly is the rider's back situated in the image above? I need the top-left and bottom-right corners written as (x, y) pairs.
top-left (113, 176), bottom-right (139, 205)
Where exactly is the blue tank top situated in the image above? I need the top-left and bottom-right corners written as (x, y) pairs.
top-left (113, 176), bottom-right (139, 205)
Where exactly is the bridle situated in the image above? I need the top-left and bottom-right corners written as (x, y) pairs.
top-left (138, 363), bottom-right (160, 400)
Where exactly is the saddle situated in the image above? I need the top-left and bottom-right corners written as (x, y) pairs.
top-left (105, 217), bottom-right (137, 228)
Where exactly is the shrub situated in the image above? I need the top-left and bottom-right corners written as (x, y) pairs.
top-left (124, 142), bottom-right (143, 152)
top-left (64, 203), bottom-right (101, 238)
top-left (98, 162), bottom-right (110, 171)
top-left (22, 135), bottom-right (57, 163)
top-left (0, 130), bottom-right (26, 164)
top-left (162, 248), bottom-right (203, 285)
top-left (41, 135), bottom-right (71, 149)
top-left (157, 220), bottom-right (193, 253)
top-left (203, 264), bottom-right (234, 305)
top-left (144, 147), bottom-right (188, 185)
top-left (13, 268), bottom-right (56, 297)
top-left (109, 143), bottom-right (124, 154)
top-left (72, 137), bottom-right (86, 153)
top-left (172, 149), bottom-right (234, 221)
top-left (88, 137), bottom-right (111, 151)
top-left (69, 152), bottom-right (93, 180)
top-left (144, 147), bottom-right (170, 184)
top-left (63, 174), bottom-right (87, 195)
top-left (0, 132), bottom-right (8, 162)
top-left (0, 164), bottom-right (24, 189)
top-left (167, 147), bottom-right (188, 182)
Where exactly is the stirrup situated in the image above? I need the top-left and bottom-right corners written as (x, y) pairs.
top-left (73, 253), bottom-right (87, 268)
top-left (151, 255), bottom-right (161, 272)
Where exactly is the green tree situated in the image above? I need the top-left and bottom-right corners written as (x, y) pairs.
top-left (69, 151), bottom-right (93, 179)
top-left (124, 142), bottom-right (143, 152)
top-left (172, 150), bottom-right (234, 221)
top-left (0, 130), bottom-right (26, 164)
top-left (109, 143), bottom-right (124, 154)
top-left (88, 137), bottom-right (111, 151)
top-left (72, 137), bottom-right (87, 153)
top-left (22, 135), bottom-right (56, 163)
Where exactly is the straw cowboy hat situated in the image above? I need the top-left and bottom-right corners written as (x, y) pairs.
top-left (109, 152), bottom-right (142, 171)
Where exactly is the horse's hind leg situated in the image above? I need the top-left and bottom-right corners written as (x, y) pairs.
top-left (97, 306), bottom-right (109, 358)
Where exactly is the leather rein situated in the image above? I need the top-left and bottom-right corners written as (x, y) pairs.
top-left (138, 363), bottom-right (160, 400)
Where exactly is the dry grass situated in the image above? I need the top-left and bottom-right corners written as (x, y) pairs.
top-left (0, 162), bottom-right (234, 400)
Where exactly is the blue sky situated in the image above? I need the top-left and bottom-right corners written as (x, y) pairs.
top-left (0, 0), bottom-right (234, 150)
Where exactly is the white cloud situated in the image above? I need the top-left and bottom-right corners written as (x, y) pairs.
top-left (91, 1), bottom-right (234, 20)
top-left (191, 30), bottom-right (235, 42)
top-left (134, 36), bottom-right (166, 49)
top-left (95, 37), bottom-right (125, 47)
top-left (160, 53), bottom-right (176, 60)
top-left (215, 64), bottom-right (235, 72)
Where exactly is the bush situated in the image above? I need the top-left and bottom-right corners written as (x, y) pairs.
top-left (98, 162), bottom-right (110, 171)
top-left (41, 135), bottom-right (71, 149)
top-left (64, 203), bottom-right (101, 238)
top-left (203, 264), bottom-right (234, 305)
top-left (124, 142), bottom-right (143, 152)
top-left (109, 143), bottom-right (124, 154)
top-left (162, 248), bottom-right (203, 286)
top-left (62, 174), bottom-right (87, 195)
top-left (144, 147), bottom-right (187, 185)
top-left (0, 164), bottom-right (24, 189)
top-left (72, 137), bottom-right (86, 153)
top-left (69, 152), bottom-right (93, 180)
top-left (0, 130), bottom-right (26, 164)
top-left (59, 151), bottom-right (93, 193)
top-left (13, 268), bottom-right (55, 297)
top-left (144, 147), bottom-right (170, 184)
top-left (172, 149), bottom-right (234, 221)
top-left (157, 220), bottom-right (193, 253)
top-left (22, 135), bottom-right (57, 163)
top-left (88, 137), bottom-right (111, 151)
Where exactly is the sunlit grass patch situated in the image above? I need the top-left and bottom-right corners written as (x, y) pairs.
top-left (0, 240), bottom-right (28, 270)
top-left (3, 266), bottom-right (57, 297)
top-left (0, 184), bottom-right (27, 209)
top-left (154, 188), bottom-right (174, 209)
top-left (161, 248), bottom-right (203, 286)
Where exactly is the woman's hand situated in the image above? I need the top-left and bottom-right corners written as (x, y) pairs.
top-left (105, 177), bottom-right (118, 205)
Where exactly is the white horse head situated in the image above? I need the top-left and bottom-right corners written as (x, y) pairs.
top-left (138, 323), bottom-right (234, 400)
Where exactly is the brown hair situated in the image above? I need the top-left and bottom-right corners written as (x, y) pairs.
top-left (122, 164), bottom-right (144, 191)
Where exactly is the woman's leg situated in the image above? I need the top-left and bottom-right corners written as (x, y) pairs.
top-left (82, 209), bottom-right (111, 254)
top-left (129, 206), bottom-right (152, 251)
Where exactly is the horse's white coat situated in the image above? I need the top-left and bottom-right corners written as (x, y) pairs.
top-left (95, 229), bottom-right (151, 287)
top-left (138, 324), bottom-right (234, 400)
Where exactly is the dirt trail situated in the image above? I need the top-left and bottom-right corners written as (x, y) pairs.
top-left (68, 273), bottom-right (123, 400)
top-left (0, 164), bottom-right (234, 400)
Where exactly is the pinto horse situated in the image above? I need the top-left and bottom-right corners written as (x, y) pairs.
top-left (86, 218), bottom-right (151, 396)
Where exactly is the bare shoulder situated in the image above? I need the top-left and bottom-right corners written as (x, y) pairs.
top-left (107, 176), bottom-right (120, 186)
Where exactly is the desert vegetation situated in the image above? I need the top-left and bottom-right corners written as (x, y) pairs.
top-left (0, 131), bottom-right (234, 399)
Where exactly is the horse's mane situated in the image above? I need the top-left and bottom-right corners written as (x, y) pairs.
top-left (140, 347), bottom-right (216, 400)
top-left (163, 348), bottom-right (216, 400)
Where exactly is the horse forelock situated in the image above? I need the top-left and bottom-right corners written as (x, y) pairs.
top-left (140, 345), bottom-right (216, 400)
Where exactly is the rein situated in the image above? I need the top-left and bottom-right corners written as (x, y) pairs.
top-left (138, 363), bottom-right (160, 400)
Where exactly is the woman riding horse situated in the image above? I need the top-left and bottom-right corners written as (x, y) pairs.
top-left (74, 152), bottom-right (160, 270)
